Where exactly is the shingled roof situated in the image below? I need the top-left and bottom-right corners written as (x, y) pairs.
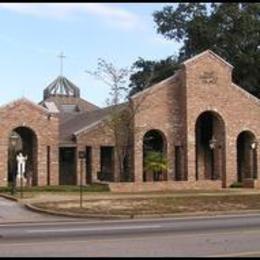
top-left (60, 102), bottom-right (128, 145)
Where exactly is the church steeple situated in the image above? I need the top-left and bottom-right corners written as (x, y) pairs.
top-left (43, 52), bottom-right (80, 100)
top-left (43, 76), bottom-right (81, 100)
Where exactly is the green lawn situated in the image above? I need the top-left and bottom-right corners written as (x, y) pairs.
top-left (31, 193), bottom-right (260, 216)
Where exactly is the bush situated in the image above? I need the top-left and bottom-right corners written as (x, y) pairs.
top-left (230, 182), bottom-right (243, 188)
top-left (0, 183), bottom-right (110, 193)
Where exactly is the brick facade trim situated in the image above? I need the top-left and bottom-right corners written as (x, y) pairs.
top-left (183, 49), bottom-right (234, 70)
top-left (0, 97), bottom-right (54, 116)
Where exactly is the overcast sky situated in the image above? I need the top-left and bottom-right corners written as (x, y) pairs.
top-left (0, 3), bottom-right (181, 107)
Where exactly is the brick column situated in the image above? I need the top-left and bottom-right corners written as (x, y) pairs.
top-left (133, 133), bottom-right (143, 183)
top-left (256, 141), bottom-right (260, 179)
top-left (92, 146), bottom-right (100, 183)
top-left (50, 145), bottom-right (59, 185)
top-left (37, 145), bottom-right (47, 186)
top-left (186, 136), bottom-right (196, 182)
top-left (225, 138), bottom-right (237, 187)
top-left (166, 140), bottom-right (174, 181)
top-left (114, 149), bottom-right (120, 182)
top-left (0, 140), bottom-right (8, 187)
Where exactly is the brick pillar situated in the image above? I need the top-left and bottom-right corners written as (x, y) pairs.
top-left (50, 145), bottom-right (59, 185)
top-left (37, 145), bottom-right (46, 186)
top-left (225, 138), bottom-right (237, 187)
top-left (0, 140), bottom-right (8, 187)
top-left (92, 146), bottom-right (100, 183)
top-left (187, 135), bottom-right (196, 182)
top-left (257, 142), bottom-right (260, 180)
top-left (114, 149), bottom-right (120, 182)
top-left (133, 133), bottom-right (143, 183)
top-left (167, 140), bottom-right (174, 181)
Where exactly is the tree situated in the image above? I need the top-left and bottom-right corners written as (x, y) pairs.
top-left (154, 3), bottom-right (260, 97)
top-left (86, 59), bottom-right (155, 182)
top-left (144, 151), bottom-right (168, 181)
top-left (129, 3), bottom-right (260, 98)
top-left (128, 56), bottom-right (180, 96)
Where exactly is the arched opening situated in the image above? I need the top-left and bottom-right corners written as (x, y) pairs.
top-left (237, 131), bottom-right (258, 182)
top-left (195, 111), bottom-right (226, 185)
top-left (8, 127), bottom-right (38, 187)
top-left (143, 129), bottom-right (167, 182)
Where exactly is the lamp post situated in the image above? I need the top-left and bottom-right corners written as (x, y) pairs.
top-left (78, 151), bottom-right (86, 209)
top-left (209, 136), bottom-right (217, 180)
top-left (10, 132), bottom-right (19, 196)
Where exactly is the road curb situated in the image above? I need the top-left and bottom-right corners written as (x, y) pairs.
top-left (0, 193), bottom-right (18, 202)
top-left (24, 202), bottom-right (260, 220)
top-left (24, 203), bottom-right (132, 219)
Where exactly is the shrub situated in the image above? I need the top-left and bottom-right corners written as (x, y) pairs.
top-left (0, 183), bottom-right (110, 193)
top-left (230, 182), bottom-right (243, 188)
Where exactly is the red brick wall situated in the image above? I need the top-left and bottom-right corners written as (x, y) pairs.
top-left (130, 51), bottom-right (259, 189)
top-left (0, 99), bottom-right (59, 186)
top-left (184, 51), bottom-right (260, 187)
top-left (131, 71), bottom-right (188, 183)
top-left (76, 121), bottom-right (116, 184)
top-left (109, 180), bottom-right (222, 192)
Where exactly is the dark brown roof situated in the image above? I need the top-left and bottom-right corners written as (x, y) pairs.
top-left (59, 102), bottom-right (128, 145)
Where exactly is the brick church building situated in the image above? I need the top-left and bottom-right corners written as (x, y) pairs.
top-left (0, 50), bottom-right (259, 191)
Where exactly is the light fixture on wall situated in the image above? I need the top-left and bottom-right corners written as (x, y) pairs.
top-left (250, 140), bottom-right (258, 150)
top-left (10, 132), bottom-right (19, 147)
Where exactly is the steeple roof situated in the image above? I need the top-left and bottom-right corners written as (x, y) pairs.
top-left (43, 76), bottom-right (80, 100)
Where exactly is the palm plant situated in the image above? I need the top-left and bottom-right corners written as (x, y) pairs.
top-left (144, 151), bottom-right (167, 181)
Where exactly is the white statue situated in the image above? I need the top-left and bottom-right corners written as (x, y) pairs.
top-left (16, 152), bottom-right (27, 186)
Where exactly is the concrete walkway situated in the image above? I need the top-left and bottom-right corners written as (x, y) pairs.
top-left (0, 197), bottom-right (77, 223)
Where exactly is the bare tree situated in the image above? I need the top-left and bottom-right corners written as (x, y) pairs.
top-left (86, 58), bottom-right (155, 181)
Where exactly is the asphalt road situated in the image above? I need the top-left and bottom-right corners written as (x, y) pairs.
top-left (1, 213), bottom-right (260, 257)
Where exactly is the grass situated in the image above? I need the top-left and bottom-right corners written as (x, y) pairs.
top-left (32, 193), bottom-right (260, 216)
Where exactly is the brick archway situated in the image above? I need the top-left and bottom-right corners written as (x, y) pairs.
top-left (237, 131), bottom-right (258, 182)
top-left (143, 129), bottom-right (167, 182)
top-left (195, 111), bottom-right (226, 186)
top-left (8, 126), bottom-right (38, 186)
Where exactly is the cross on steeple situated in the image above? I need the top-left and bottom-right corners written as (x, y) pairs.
top-left (57, 51), bottom-right (66, 76)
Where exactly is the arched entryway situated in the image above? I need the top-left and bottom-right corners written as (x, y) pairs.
top-left (143, 129), bottom-right (167, 182)
top-left (237, 131), bottom-right (258, 182)
top-left (8, 127), bottom-right (38, 186)
top-left (195, 111), bottom-right (226, 186)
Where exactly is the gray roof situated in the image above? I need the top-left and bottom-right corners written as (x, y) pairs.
top-left (60, 102), bottom-right (128, 145)
top-left (43, 76), bottom-right (80, 99)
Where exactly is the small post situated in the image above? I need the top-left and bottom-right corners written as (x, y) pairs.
top-left (78, 151), bottom-right (86, 209)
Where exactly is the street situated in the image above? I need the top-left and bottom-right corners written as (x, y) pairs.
top-left (1, 213), bottom-right (260, 257)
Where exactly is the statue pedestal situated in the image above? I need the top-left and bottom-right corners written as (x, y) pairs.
top-left (16, 175), bottom-right (27, 188)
